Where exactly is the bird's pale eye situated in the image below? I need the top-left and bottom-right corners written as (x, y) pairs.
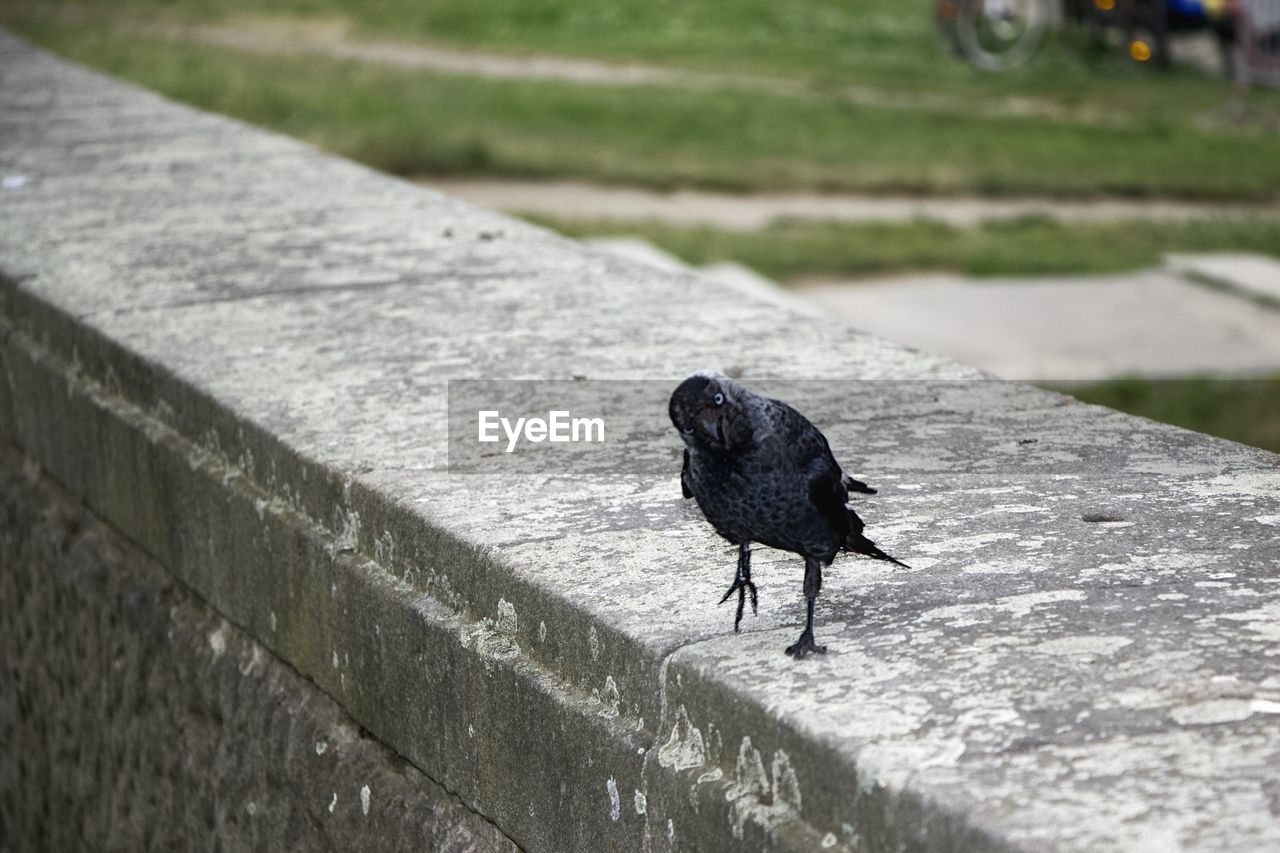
top-left (714, 393), bottom-right (725, 406)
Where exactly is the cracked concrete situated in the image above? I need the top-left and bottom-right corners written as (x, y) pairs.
top-left (2, 28), bottom-right (1280, 852)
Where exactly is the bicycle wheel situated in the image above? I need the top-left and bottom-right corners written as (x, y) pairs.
top-left (955, 0), bottom-right (1054, 70)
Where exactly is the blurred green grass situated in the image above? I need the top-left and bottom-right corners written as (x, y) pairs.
top-left (21, 0), bottom-right (1280, 98)
top-left (1041, 377), bottom-right (1280, 454)
top-left (36, 0), bottom-right (964, 82)
top-left (4, 2), bottom-right (1280, 198)
top-left (530, 214), bottom-right (1280, 278)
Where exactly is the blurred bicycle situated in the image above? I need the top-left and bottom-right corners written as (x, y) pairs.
top-left (943, 0), bottom-right (1280, 81)
top-left (936, 0), bottom-right (1056, 70)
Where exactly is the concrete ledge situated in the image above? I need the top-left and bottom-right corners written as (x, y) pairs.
top-left (3, 29), bottom-right (1280, 851)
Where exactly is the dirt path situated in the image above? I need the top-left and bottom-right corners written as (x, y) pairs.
top-left (145, 16), bottom-right (1115, 125)
top-left (140, 15), bottom-right (1280, 226)
top-left (149, 17), bottom-right (691, 87)
top-left (419, 177), bottom-right (1280, 229)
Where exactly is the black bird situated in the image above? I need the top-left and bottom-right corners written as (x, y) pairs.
top-left (669, 372), bottom-right (908, 658)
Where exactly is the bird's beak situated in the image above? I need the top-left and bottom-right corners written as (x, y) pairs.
top-left (701, 414), bottom-right (723, 445)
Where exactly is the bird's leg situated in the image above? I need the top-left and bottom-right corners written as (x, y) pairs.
top-left (785, 556), bottom-right (827, 658)
top-left (718, 542), bottom-right (758, 632)
top-left (739, 543), bottom-right (758, 616)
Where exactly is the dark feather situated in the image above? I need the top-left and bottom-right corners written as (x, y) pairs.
top-left (680, 448), bottom-right (693, 499)
top-left (846, 532), bottom-right (911, 569)
top-left (843, 476), bottom-right (876, 495)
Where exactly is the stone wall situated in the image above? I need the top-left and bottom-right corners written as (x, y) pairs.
top-left (2, 28), bottom-right (1279, 852)
top-left (0, 445), bottom-right (519, 852)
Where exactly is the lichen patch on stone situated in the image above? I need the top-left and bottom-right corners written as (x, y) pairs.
top-left (657, 705), bottom-right (706, 772)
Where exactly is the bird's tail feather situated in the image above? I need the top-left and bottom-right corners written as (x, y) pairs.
top-left (843, 475), bottom-right (876, 495)
top-left (845, 533), bottom-right (910, 569)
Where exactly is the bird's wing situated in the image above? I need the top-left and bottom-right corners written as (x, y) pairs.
top-left (773, 402), bottom-right (848, 492)
top-left (806, 453), bottom-right (860, 541)
top-left (771, 399), bottom-right (876, 496)
top-left (680, 448), bottom-right (693, 499)
top-left (767, 399), bottom-right (865, 543)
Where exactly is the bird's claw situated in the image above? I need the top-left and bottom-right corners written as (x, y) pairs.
top-left (785, 630), bottom-right (827, 659)
top-left (718, 577), bottom-right (758, 632)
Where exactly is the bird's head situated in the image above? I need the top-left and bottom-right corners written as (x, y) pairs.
top-left (669, 371), bottom-right (751, 452)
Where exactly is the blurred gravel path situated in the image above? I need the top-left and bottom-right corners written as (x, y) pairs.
top-left (149, 16), bottom-right (1128, 124)
top-left (420, 177), bottom-right (1280, 229)
top-left (145, 16), bottom-right (1280, 226)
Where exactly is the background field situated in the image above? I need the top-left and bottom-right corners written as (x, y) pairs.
top-left (3, 0), bottom-right (1277, 450)
top-left (6, 1), bottom-right (1280, 200)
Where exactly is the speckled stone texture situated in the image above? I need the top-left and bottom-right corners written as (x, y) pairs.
top-left (3, 27), bottom-right (1280, 853)
top-left (0, 446), bottom-right (519, 853)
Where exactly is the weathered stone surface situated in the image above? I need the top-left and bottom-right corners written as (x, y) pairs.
top-left (2, 27), bottom-right (1280, 853)
top-left (0, 444), bottom-right (520, 853)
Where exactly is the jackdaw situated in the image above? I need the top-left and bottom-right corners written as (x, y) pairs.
top-left (669, 372), bottom-right (908, 658)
